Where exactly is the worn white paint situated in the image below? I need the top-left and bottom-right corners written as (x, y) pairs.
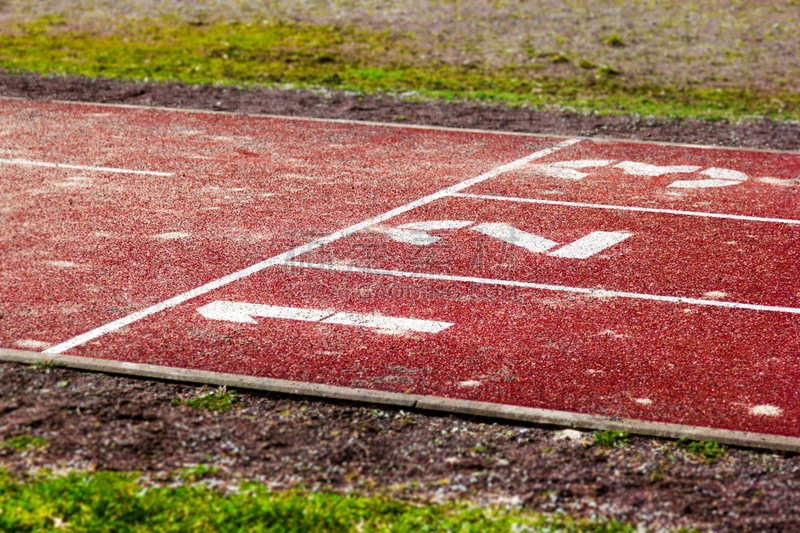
top-left (322, 312), bottom-right (453, 333)
top-left (532, 166), bottom-right (589, 180)
top-left (472, 223), bottom-right (558, 253)
top-left (549, 231), bottom-right (632, 259)
top-left (397, 220), bottom-right (473, 231)
top-left (153, 232), bottom-right (192, 240)
top-left (532, 159), bottom-right (614, 180)
top-left (46, 260), bottom-right (79, 268)
top-left (615, 161), bottom-right (700, 176)
top-left (668, 179), bottom-right (742, 189)
top-left (197, 300), bottom-right (452, 333)
top-left (197, 301), bottom-right (331, 324)
top-left (379, 227), bottom-right (441, 245)
top-left (14, 339), bottom-right (53, 349)
top-left (0, 157), bottom-right (173, 176)
top-left (749, 405), bottom-right (782, 416)
top-left (701, 168), bottom-right (748, 181)
top-left (758, 177), bottom-right (797, 186)
top-left (550, 160), bottom-right (614, 169)
top-left (703, 291), bottom-right (728, 299)
top-left (451, 193), bottom-right (800, 225)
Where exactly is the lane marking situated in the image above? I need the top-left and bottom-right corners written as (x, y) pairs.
top-left (0, 157), bottom-right (174, 176)
top-left (614, 161), bottom-right (700, 176)
top-left (451, 193), bottom-right (800, 225)
top-left (472, 223), bottom-right (558, 253)
top-left (397, 220), bottom-right (474, 231)
top-left (284, 261), bottom-right (800, 315)
top-left (43, 138), bottom-right (581, 354)
top-left (322, 312), bottom-right (452, 333)
top-left (701, 168), bottom-right (748, 181)
top-left (533, 159), bottom-right (613, 180)
top-left (197, 300), bottom-right (452, 333)
top-left (378, 220), bottom-right (475, 245)
top-left (668, 179), bottom-right (743, 189)
top-left (197, 301), bottom-right (331, 324)
top-left (548, 231), bottom-right (633, 259)
top-left (378, 227), bottom-right (442, 245)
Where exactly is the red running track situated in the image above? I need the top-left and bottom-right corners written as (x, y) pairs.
top-left (1, 100), bottom-right (798, 437)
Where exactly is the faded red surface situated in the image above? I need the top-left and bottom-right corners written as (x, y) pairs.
top-left (2, 100), bottom-right (799, 437)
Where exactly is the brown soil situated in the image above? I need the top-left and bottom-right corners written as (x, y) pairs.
top-left (2, 72), bottom-right (800, 152)
top-left (2, 72), bottom-right (800, 533)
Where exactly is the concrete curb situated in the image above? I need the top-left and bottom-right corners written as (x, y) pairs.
top-left (3, 348), bottom-right (799, 453)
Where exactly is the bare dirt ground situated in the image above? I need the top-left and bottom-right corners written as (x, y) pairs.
top-left (1, 71), bottom-right (800, 532)
top-left (2, 72), bottom-right (800, 151)
top-left (3, 0), bottom-right (800, 93)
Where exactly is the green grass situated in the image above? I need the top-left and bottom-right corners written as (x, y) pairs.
top-left (1, 17), bottom-right (798, 122)
top-left (2, 436), bottom-right (48, 451)
top-left (678, 440), bottom-right (728, 462)
top-left (593, 430), bottom-right (630, 448)
top-left (176, 387), bottom-right (239, 411)
top-left (0, 468), bottom-right (642, 532)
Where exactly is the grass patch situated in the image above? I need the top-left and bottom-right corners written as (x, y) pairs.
top-left (0, 468), bottom-right (644, 532)
top-left (1, 17), bottom-right (798, 121)
top-left (176, 386), bottom-right (239, 411)
top-left (28, 359), bottom-right (65, 372)
top-left (593, 430), bottom-right (631, 448)
top-left (2, 436), bottom-right (47, 451)
top-left (678, 440), bottom-right (728, 462)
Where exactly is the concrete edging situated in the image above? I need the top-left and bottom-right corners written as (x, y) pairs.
top-left (2, 347), bottom-right (799, 453)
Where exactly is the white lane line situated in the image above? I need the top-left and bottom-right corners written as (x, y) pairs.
top-left (0, 157), bottom-right (173, 176)
top-left (43, 138), bottom-right (581, 354)
top-left (451, 193), bottom-right (800, 225)
top-left (197, 301), bottom-right (332, 324)
top-left (472, 223), bottom-right (559, 253)
top-left (322, 312), bottom-right (453, 333)
top-left (548, 231), bottom-right (633, 259)
top-left (283, 261), bottom-right (800, 315)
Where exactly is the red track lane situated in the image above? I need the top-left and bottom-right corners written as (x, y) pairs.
top-left (2, 100), bottom-right (799, 437)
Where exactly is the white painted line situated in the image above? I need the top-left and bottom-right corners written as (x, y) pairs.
top-left (533, 166), bottom-right (589, 180)
top-left (43, 138), bottom-right (581, 354)
top-left (614, 161), bottom-right (700, 176)
top-left (196, 300), bottom-right (451, 333)
top-left (197, 301), bottom-right (332, 324)
top-left (472, 223), bottom-right (558, 253)
top-left (549, 231), bottom-right (633, 259)
top-left (397, 220), bottom-right (474, 231)
top-left (0, 157), bottom-right (173, 176)
top-left (668, 178), bottom-right (742, 189)
top-left (284, 261), bottom-right (800, 315)
top-left (322, 312), bottom-right (453, 333)
top-left (451, 193), bottom-right (800, 225)
top-left (701, 167), bottom-right (748, 181)
top-left (380, 227), bottom-right (442, 245)
top-left (550, 159), bottom-right (614, 169)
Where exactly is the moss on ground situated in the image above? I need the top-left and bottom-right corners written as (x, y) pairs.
top-left (1, 17), bottom-right (798, 121)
